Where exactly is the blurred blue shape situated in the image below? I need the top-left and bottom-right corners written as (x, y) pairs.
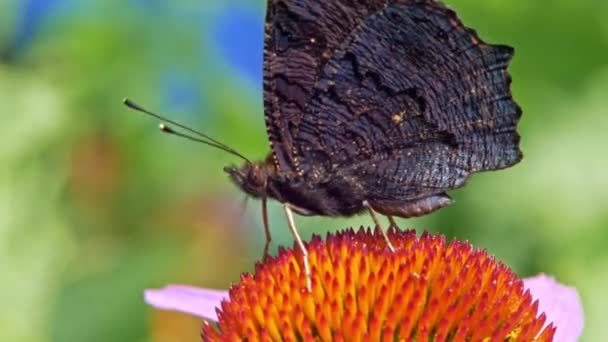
top-left (161, 70), bottom-right (204, 118)
top-left (2, 0), bottom-right (67, 60)
top-left (2, 0), bottom-right (164, 61)
top-left (212, 5), bottom-right (264, 86)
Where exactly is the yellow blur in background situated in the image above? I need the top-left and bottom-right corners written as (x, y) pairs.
top-left (0, 0), bottom-right (606, 341)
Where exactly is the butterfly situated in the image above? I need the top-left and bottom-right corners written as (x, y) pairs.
top-left (126, 0), bottom-right (521, 290)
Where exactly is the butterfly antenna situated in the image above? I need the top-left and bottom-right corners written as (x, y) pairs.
top-left (123, 98), bottom-right (250, 163)
top-left (158, 124), bottom-right (238, 153)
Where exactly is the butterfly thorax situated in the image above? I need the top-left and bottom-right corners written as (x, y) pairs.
top-left (225, 155), bottom-right (367, 217)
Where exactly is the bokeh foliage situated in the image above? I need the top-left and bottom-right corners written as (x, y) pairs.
top-left (0, 0), bottom-right (606, 341)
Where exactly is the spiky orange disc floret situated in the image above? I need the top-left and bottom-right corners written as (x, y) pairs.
top-left (202, 228), bottom-right (555, 341)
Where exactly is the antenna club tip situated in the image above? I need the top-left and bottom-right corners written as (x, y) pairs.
top-left (159, 124), bottom-right (175, 133)
top-left (123, 98), bottom-right (146, 112)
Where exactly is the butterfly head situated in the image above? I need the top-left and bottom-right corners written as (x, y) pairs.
top-left (224, 161), bottom-right (270, 199)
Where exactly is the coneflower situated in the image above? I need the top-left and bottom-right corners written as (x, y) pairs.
top-left (146, 228), bottom-right (583, 341)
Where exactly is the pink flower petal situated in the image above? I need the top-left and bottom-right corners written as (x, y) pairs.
top-left (144, 285), bottom-right (228, 322)
top-left (524, 274), bottom-right (584, 342)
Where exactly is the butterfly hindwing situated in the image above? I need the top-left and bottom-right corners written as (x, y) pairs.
top-left (289, 1), bottom-right (521, 201)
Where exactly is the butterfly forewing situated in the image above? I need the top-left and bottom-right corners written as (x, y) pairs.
top-left (263, 0), bottom-right (395, 171)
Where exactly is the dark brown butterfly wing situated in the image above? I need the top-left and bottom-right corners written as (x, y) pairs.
top-left (288, 1), bottom-right (522, 201)
top-left (263, 0), bottom-right (402, 172)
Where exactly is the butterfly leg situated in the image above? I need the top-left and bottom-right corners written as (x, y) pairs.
top-left (261, 197), bottom-right (272, 260)
top-left (363, 200), bottom-right (396, 252)
top-left (283, 203), bottom-right (312, 291)
top-left (387, 215), bottom-right (400, 229)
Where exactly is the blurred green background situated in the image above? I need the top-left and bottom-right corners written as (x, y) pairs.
top-left (0, 0), bottom-right (606, 341)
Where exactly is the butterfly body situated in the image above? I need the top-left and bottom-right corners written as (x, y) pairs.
top-left (226, 154), bottom-right (455, 218)
top-left (227, 157), bottom-right (375, 217)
